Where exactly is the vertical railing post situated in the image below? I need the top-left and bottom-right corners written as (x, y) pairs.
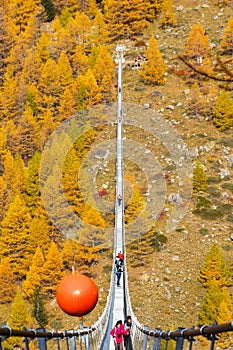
top-left (65, 334), bottom-right (69, 350)
top-left (69, 330), bottom-right (77, 350)
top-left (55, 337), bottom-right (61, 350)
top-left (164, 338), bottom-right (169, 350)
top-left (152, 336), bottom-right (161, 350)
top-left (37, 328), bottom-right (47, 350)
top-left (209, 334), bottom-right (217, 350)
top-left (24, 337), bottom-right (30, 350)
top-left (142, 327), bottom-right (149, 350)
top-left (175, 328), bottom-right (185, 350)
top-left (152, 329), bottom-right (162, 350)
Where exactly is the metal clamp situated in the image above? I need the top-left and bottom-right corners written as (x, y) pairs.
top-left (200, 325), bottom-right (209, 337)
top-left (181, 328), bottom-right (190, 338)
top-left (2, 326), bottom-right (12, 339)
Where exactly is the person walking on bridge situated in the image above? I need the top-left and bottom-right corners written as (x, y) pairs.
top-left (116, 261), bottom-right (123, 287)
top-left (124, 316), bottom-right (133, 350)
top-left (117, 194), bottom-right (122, 206)
top-left (110, 320), bottom-right (129, 350)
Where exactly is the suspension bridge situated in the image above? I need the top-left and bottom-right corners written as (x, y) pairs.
top-left (0, 45), bottom-right (232, 350)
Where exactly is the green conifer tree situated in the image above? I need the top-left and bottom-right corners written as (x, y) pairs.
top-left (32, 288), bottom-right (48, 327)
top-left (41, 0), bottom-right (56, 21)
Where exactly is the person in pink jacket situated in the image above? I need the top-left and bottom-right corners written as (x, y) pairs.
top-left (110, 320), bottom-right (129, 350)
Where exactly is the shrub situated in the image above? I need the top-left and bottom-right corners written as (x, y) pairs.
top-left (199, 227), bottom-right (209, 235)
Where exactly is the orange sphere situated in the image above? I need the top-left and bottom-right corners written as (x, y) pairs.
top-left (56, 274), bottom-right (98, 317)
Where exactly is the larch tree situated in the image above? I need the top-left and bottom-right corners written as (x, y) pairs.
top-left (140, 35), bottom-right (167, 85)
top-left (58, 87), bottom-right (77, 122)
top-left (216, 287), bottom-right (233, 348)
top-left (213, 90), bottom-right (233, 131)
top-left (56, 50), bottom-right (74, 96)
top-left (92, 46), bottom-right (116, 102)
top-left (61, 239), bottom-right (76, 270)
top-left (61, 239), bottom-right (98, 274)
top-left (14, 107), bottom-right (40, 165)
top-left (88, 45), bottom-right (100, 69)
top-left (69, 12), bottom-right (92, 50)
top-left (12, 153), bottom-right (26, 194)
top-left (0, 5), bottom-right (13, 84)
top-left (4, 0), bottom-right (41, 39)
top-left (0, 177), bottom-right (8, 222)
top-left (124, 174), bottom-right (145, 224)
top-left (193, 162), bottom-right (207, 193)
top-left (6, 287), bottom-right (33, 350)
top-left (71, 44), bottom-right (89, 76)
top-left (28, 211), bottom-right (51, 254)
top-left (2, 150), bottom-right (23, 199)
top-left (39, 109), bottom-right (56, 146)
top-left (91, 11), bottom-right (109, 45)
top-left (76, 69), bottom-right (102, 110)
top-left (40, 160), bottom-right (77, 236)
top-left (147, 0), bottom-right (163, 19)
top-left (41, 241), bottom-right (63, 297)
top-left (104, 0), bottom-right (150, 40)
top-left (22, 51), bottom-right (42, 86)
top-left (159, 0), bottom-right (176, 28)
top-left (25, 151), bottom-right (41, 210)
top-left (198, 243), bottom-right (232, 288)
top-left (198, 279), bottom-right (223, 326)
top-left (81, 205), bottom-right (105, 229)
top-left (0, 194), bottom-right (32, 279)
top-left (50, 16), bottom-right (75, 55)
top-left (184, 23), bottom-right (211, 70)
top-left (0, 258), bottom-right (17, 303)
top-left (217, 287), bottom-right (232, 324)
top-left (23, 247), bottom-right (45, 300)
top-left (0, 66), bottom-right (19, 122)
top-left (62, 147), bottom-right (85, 217)
top-left (220, 16), bottom-right (233, 55)
top-left (36, 32), bottom-right (51, 63)
top-left (187, 82), bottom-right (208, 118)
top-left (39, 58), bottom-right (59, 113)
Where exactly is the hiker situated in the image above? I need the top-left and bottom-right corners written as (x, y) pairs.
top-left (116, 261), bottom-right (123, 287)
top-left (124, 316), bottom-right (133, 350)
top-left (117, 251), bottom-right (124, 264)
top-left (117, 194), bottom-right (122, 206)
top-left (110, 320), bottom-right (129, 350)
